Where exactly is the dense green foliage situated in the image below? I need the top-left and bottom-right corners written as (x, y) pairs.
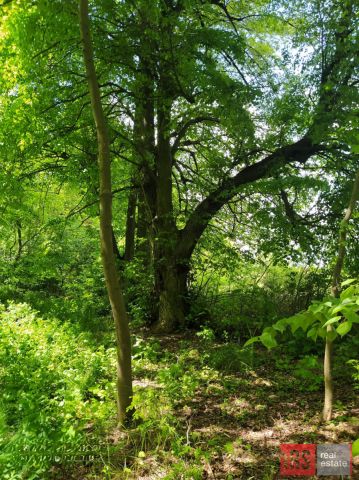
top-left (0, 303), bottom-right (115, 478)
top-left (245, 280), bottom-right (359, 348)
top-left (0, 0), bottom-right (358, 477)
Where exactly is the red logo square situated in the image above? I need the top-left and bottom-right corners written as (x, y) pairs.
top-left (280, 444), bottom-right (316, 476)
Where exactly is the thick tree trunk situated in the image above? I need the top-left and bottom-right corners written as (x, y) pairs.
top-left (322, 168), bottom-right (359, 422)
top-left (153, 258), bottom-right (189, 333)
top-left (79, 0), bottom-right (133, 424)
top-left (152, 56), bottom-right (183, 332)
top-left (133, 41), bottom-right (156, 265)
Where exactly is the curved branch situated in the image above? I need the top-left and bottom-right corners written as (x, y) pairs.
top-left (176, 3), bottom-right (356, 260)
top-left (176, 136), bottom-right (321, 258)
top-left (171, 116), bottom-right (219, 155)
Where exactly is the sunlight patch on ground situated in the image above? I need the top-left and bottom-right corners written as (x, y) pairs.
top-left (133, 379), bottom-right (161, 388)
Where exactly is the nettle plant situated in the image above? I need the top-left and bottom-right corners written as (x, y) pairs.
top-left (245, 279), bottom-right (359, 349)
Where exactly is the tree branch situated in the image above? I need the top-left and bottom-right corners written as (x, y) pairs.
top-left (171, 116), bottom-right (219, 155)
top-left (175, 3), bottom-right (356, 260)
top-left (176, 136), bottom-right (321, 258)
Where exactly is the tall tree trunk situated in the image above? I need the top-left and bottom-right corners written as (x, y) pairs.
top-left (124, 187), bottom-right (137, 262)
top-left (134, 142), bottom-right (156, 267)
top-left (133, 33), bottom-right (156, 264)
top-left (132, 49), bottom-right (157, 319)
top-left (152, 56), bottom-right (186, 332)
top-left (322, 168), bottom-right (359, 422)
top-left (136, 189), bottom-right (152, 261)
top-left (79, 0), bottom-right (133, 424)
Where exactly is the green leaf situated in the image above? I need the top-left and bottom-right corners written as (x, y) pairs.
top-left (317, 327), bottom-right (327, 339)
top-left (341, 298), bottom-right (355, 305)
top-left (314, 312), bottom-right (327, 323)
top-left (307, 326), bottom-right (318, 341)
top-left (243, 336), bottom-right (260, 348)
top-left (343, 308), bottom-right (359, 324)
top-left (272, 319), bottom-right (287, 333)
top-left (352, 438), bottom-right (359, 457)
top-left (260, 331), bottom-right (277, 349)
top-left (331, 304), bottom-right (345, 314)
top-left (336, 321), bottom-right (352, 336)
top-left (289, 313), bottom-right (315, 333)
top-left (262, 326), bottom-right (276, 335)
top-left (310, 303), bottom-right (324, 314)
top-left (289, 315), bottom-right (303, 334)
top-left (341, 278), bottom-right (356, 286)
top-left (323, 316), bottom-right (341, 327)
top-left (340, 285), bottom-right (356, 300)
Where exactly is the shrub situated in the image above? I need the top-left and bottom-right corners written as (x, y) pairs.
top-left (0, 303), bottom-right (115, 479)
top-left (206, 344), bottom-right (254, 373)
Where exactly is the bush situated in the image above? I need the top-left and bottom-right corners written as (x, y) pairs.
top-left (0, 303), bottom-right (116, 479)
top-left (206, 343), bottom-right (254, 373)
top-left (189, 266), bottom-right (330, 341)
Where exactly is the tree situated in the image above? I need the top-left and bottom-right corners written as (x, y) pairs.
top-left (323, 168), bottom-right (359, 421)
top-left (244, 168), bottom-right (359, 421)
top-left (79, 0), bottom-right (133, 424)
top-left (124, 0), bottom-right (358, 331)
top-left (0, 0), bottom-right (357, 334)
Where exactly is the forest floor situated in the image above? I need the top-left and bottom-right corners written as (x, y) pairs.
top-left (143, 334), bottom-right (358, 480)
top-left (69, 332), bottom-right (358, 480)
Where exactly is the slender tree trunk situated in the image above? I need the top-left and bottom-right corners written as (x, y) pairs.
top-left (124, 187), bottom-right (137, 262)
top-left (79, 0), bottom-right (133, 424)
top-left (322, 168), bottom-right (359, 422)
top-left (136, 189), bottom-right (152, 260)
top-left (322, 334), bottom-right (333, 422)
top-left (134, 147), bottom-right (156, 266)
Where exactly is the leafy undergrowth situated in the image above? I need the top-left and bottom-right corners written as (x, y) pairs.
top-left (0, 305), bottom-right (358, 479)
